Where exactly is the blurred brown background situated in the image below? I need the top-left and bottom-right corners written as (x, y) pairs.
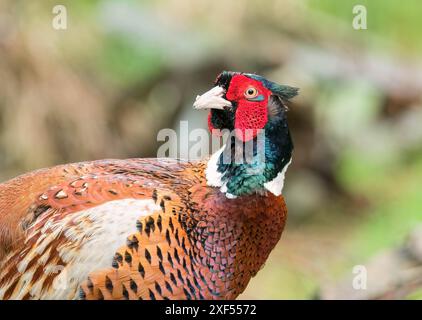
top-left (0, 0), bottom-right (421, 299)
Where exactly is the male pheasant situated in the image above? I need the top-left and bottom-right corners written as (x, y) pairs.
top-left (0, 71), bottom-right (298, 300)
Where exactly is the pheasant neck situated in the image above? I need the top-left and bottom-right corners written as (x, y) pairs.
top-left (206, 119), bottom-right (293, 198)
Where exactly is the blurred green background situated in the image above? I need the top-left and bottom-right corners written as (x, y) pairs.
top-left (0, 0), bottom-right (421, 299)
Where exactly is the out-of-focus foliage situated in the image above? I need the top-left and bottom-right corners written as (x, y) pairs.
top-left (0, 0), bottom-right (421, 299)
top-left (310, 0), bottom-right (422, 56)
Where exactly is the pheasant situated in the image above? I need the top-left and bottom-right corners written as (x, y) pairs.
top-left (0, 71), bottom-right (298, 300)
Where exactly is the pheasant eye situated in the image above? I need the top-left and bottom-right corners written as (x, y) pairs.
top-left (244, 87), bottom-right (258, 99)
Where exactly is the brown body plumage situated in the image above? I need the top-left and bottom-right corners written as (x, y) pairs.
top-left (0, 159), bottom-right (286, 299)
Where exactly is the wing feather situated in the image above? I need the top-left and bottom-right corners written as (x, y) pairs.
top-left (0, 159), bottom-right (205, 299)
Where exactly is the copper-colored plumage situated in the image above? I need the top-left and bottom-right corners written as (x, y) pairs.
top-left (0, 158), bottom-right (287, 300)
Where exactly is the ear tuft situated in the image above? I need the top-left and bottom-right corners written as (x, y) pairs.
top-left (270, 84), bottom-right (299, 100)
top-left (244, 73), bottom-right (299, 101)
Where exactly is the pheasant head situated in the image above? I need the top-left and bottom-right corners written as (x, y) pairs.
top-left (194, 71), bottom-right (298, 198)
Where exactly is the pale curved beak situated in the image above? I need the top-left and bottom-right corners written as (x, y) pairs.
top-left (193, 86), bottom-right (232, 110)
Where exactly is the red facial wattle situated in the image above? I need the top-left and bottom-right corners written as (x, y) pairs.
top-left (234, 101), bottom-right (268, 141)
top-left (225, 75), bottom-right (271, 142)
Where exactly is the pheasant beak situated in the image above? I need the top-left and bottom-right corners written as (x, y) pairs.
top-left (193, 86), bottom-right (232, 110)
